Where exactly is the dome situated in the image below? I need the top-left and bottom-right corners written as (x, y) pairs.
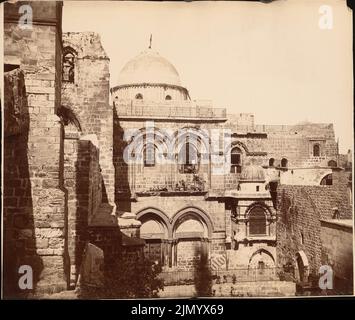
top-left (240, 165), bottom-right (265, 181)
top-left (117, 48), bottom-right (182, 87)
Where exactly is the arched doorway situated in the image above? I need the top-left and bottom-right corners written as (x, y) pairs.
top-left (295, 250), bottom-right (309, 283)
top-left (248, 249), bottom-right (276, 280)
top-left (172, 208), bottom-right (212, 270)
top-left (137, 210), bottom-right (170, 266)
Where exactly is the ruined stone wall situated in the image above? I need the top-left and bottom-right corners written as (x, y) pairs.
top-left (3, 1), bottom-right (67, 296)
top-left (62, 32), bottom-right (115, 205)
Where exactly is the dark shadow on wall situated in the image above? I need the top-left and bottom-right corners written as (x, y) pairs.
top-left (193, 243), bottom-right (212, 297)
top-left (73, 140), bottom-right (91, 283)
top-left (58, 124), bottom-right (71, 289)
top-left (113, 107), bottom-right (131, 213)
top-left (3, 68), bottom-right (43, 298)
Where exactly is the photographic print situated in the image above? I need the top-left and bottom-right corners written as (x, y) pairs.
top-left (1, 0), bottom-right (354, 300)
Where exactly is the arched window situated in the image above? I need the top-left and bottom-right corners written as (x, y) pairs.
top-left (328, 160), bottom-right (337, 167)
top-left (313, 144), bottom-right (320, 157)
top-left (281, 158), bottom-right (288, 168)
top-left (249, 207), bottom-right (267, 236)
top-left (230, 147), bottom-right (242, 173)
top-left (165, 95), bottom-right (172, 100)
top-left (135, 93), bottom-right (143, 99)
top-left (62, 47), bottom-right (76, 83)
top-left (179, 141), bottom-right (199, 174)
top-left (143, 143), bottom-right (155, 167)
top-left (269, 158), bottom-right (275, 167)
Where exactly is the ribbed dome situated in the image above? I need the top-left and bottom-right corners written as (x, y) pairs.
top-left (117, 49), bottom-right (181, 87)
top-left (240, 165), bottom-right (265, 181)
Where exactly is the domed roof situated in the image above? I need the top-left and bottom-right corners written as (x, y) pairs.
top-left (240, 165), bottom-right (265, 181)
top-left (117, 48), bottom-right (182, 87)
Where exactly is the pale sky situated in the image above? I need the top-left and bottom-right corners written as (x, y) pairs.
top-left (62, 0), bottom-right (353, 153)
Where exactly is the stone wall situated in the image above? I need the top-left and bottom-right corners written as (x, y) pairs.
top-left (320, 220), bottom-right (353, 293)
top-left (62, 32), bottom-right (115, 206)
top-left (276, 175), bottom-right (353, 281)
top-left (3, 1), bottom-right (67, 297)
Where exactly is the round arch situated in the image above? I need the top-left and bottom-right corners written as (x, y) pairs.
top-left (225, 141), bottom-right (249, 155)
top-left (245, 202), bottom-right (272, 219)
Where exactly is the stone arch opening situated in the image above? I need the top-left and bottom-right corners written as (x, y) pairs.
top-left (295, 250), bottom-right (309, 283)
top-left (230, 147), bottom-right (242, 173)
top-left (248, 249), bottom-right (275, 269)
top-left (137, 209), bottom-right (171, 266)
top-left (313, 144), bottom-right (320, 157)
top-left (171, 207), bottom-right (212, 270)
top-left (320, 173), bottom-right (333, 185)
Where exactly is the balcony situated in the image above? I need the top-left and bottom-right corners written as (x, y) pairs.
top-left (115, 100), bottom-right (227, 121)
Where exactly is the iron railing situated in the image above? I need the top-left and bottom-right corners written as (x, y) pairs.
top-left (158, 267), bottom-right (286, 285)
top-left (116, 101), bottom-right (227, 119)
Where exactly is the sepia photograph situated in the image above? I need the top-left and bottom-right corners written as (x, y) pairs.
top-left (1, 0), bottom-right (354, 302)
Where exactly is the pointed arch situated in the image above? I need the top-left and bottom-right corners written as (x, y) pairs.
top-left (171, 206), bottom-right (213, 238)
top-left (136, 207), bottom-right (172, 239)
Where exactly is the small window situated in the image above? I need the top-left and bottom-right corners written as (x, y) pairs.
top-left (300, 232), bottom-right (304, 245)
top-left (328, 160), bottom-right (337, 167)
top-left (143, 143), bottom-right (155, 167)
top-left (231, 147), bottom-right (242, 173)
top-left (269, 158), bottom-right (275, 167)
top-left (313, 144), bottom-right (320, 157)
top-left (135, 93), bottom-right (143, 99)
top-left (256, 186), bottom-right (260, 192)
top-left (165, 95), bottom-right (172, 100)
top-left (63, 49), bottom-right (76, 83)
top-left (281, 158), bottom-right (288, 168)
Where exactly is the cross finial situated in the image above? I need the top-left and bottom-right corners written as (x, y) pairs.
top-left (149, 34), bottom-right (152, 49)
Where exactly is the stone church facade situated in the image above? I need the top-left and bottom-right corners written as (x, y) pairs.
top-left (3, 1), bottom-right (352, 297)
